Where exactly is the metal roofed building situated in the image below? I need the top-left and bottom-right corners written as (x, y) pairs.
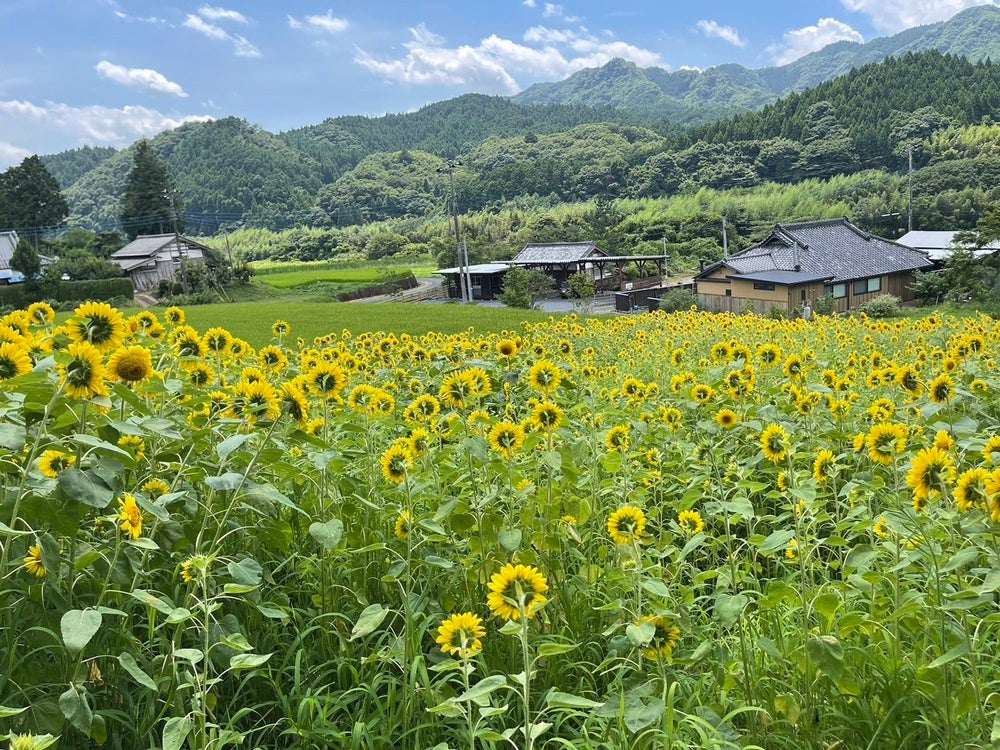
top-left (508, 241), bottom-right (668, 291)
top-left (110, 234), bottom-right (207, 292)
top-left (897, 230), bottom-right (1000, 261)
top-left (695, 218), bottom-right (934, 314)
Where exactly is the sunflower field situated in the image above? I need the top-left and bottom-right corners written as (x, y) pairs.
top-left (3, 301), bottom-right (1000, 749)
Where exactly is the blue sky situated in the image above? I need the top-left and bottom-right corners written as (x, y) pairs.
top-left (1, 0), bottom-right (996, 168)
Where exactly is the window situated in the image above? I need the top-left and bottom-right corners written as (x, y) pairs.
top-left (853, 277), bottom-right (881, 295)
top-left (752, 281), bottom-right (775, 291)
top-left (826, 283), bottom-right (847, 299)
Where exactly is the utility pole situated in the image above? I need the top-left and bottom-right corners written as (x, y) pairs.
top-left (722, 215), bottom-right (729, 257)
top-left (163, 189), bottom-right (189, 295)
top-left (907, 143), bottom-right (914, 233)
top-left (439, 160), bottom-right (466, 302)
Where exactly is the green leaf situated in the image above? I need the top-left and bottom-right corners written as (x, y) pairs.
top-left (626, 621), bottom-right (655, 647)
top-left (942, 546), bottom-right (979, 573)
top-left (0, 521), bottom-right (31, 536)
top-left (457, 674), bottom-right (507, 705)
top-left (545, 690), bottom-right (602, 709)
top-left (926, 642), bottom-right (970, 670)
top-left (0, 422), bottom-right (25, 450)
top-left (118, 652), bottom-right (157, 691)
top-left (72, 433), bottom-right (132, 458)
top-left (162, 716), bottom-right (193, 750)
top-left (640, 578), bottom-right (670, 598)
top-left (624, 696), bottom-right (665, 733)
top-left (227, 557), bottom-right (262, 586)
top-left (536, 642), bottom-right (578, 657)
top-left (424, 555), bottom-right (454, 569)
top-left (58, 468), bottom-right (114, 509)
top-left (130, 590), bottom-right (178, 616)
top-left (350, 604), bottom-right (390, 641)
top-left (217, 433), bottom-right (251, 461)
top-left (229, 653), bottom-right (273, 671)
top-left (806, 635), bottom-right (844, 681)
top-left (244, 480), bottom-right (305, 515)
top-left (59, 683), bottom-right (93, 735)
top-left (0, 704), bottom-right (26, 718)
top-left (721, 497), bottom-right (755, 519)
top-left (774, 693), bottom-right (800, 724)
top-left (205, 472), bottom-right (244, 491)
top-left (714, 592), bottom-right (748, 628)
top-left (758, 529), bottom-right (795, 554)
top-left (498, 529), bottom-right (522, 552)
top-left (309, 519), bottom-right (344, 550)
top-left (173, 648), bottom-right (204, 664)
top-left (61, 609), bottom-right (102, 657)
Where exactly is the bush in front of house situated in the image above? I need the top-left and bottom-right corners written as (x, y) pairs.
top-left (656, 288), bottom-right (700, 313)
top-left (858, 293), bottom-right (901, 318)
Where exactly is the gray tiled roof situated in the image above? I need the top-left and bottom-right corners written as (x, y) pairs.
top-left (732, 269), bottom-right (833, 284)
top-left (718, 218), bottom-right (933, 283)
top-left (510, 242), bottom-right (607, 264)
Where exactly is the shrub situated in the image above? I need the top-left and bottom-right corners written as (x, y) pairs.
top-left (656, 288), bottom-right (700, 313)
top-left (768, 304), bottom-right (788, 319)
top-left (858, 293), bottom-right (901, 318)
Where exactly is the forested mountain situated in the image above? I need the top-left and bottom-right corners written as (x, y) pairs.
top-left (514, 4), bottom-right (1000, 120)
top-left (40, 145), bottom-right (117, 190)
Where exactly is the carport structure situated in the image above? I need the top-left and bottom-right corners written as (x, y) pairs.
top-left (508, 241), bottom-right (669, 290)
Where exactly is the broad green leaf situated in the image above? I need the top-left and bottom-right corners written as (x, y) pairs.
top-left (58, 469), bottom-right (114, 509)
top-left (72, 433), bottom-right (131, 458)
top-left (0, 704), bottom-right (26, 718)
top-left (162, 716), bottom-right (193, 750)
top-left (641, 578), bottom-right (670, 599)
top-left (205, 472), bottom-right (244, 491)
top-left (256, 602), bottom-right (289, 620)
top-left (118, 652), bottom-right (157, 691)
top-left (228, 557), bottom-right (262, 585)
top-left (624, 696), bottom-right (665, 733)
top-left (0, 521), bottom-right (31, 536)
top-left (173, 648), bottom-right (204, 664)
top-left (244, 481), bottom-right (306, 515)
top-left (758, 529), bottom-right (795, 554)
top-left (61, 609), bottom-right (102, 656)
top-left (350, 603), bottom-right (389, 640)
top-left (926, 642), bottom-right (970, 670)
top-left (457, 674), bottom-right (507, 704)
top-left (217, 433), bottom-right (251, 461)
top-left (498, 529), bottom-right (522, 552)
top-left (59, 683), bottom-right (93, 734)
top-left (714, 592), bottom-right (748, 628)
top-left (806, 635), bottom-right (844, 681)
top-left (536, 642), bottom-right (578, 657)
top-left (309, 519), bottom-right (344, 550)
top-left (626, 622), bottom-right (655, 647)
top-left (545, 690), bottom-right (602, 709)
top-left (774, 694), bottom-right (800, 724)
top-left (130, 590), bottom-right (178, 616)
top-left (0, 423), bottom-right (25, 450)
top-left (424, 555), bottom-right (454, 569)
top-left (229, 653), bottom-right (273, 670)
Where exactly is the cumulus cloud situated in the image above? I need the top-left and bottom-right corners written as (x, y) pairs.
top-left (0, 98), bottom-right (213, 166)
top-left (840, 0), bottom-right (996, 33)
top-left (767, 18), bottom-right (864, 65)
top-left (0, 141), bottom-right (32, 169)
top-left (288, 10), bottom-right (349, 34)
top-left (355, 24), bottom-right (663, 94)
top-left (95, 61), bottom-right (187, 97)
top-left (523, 0), bottom-right (536, 6)
top-left (542, 3), bottom-right (581, 23)
top-left (184, 7), bottom-right (260, 58)
top-left (696, 19), bottom-right (747, 47)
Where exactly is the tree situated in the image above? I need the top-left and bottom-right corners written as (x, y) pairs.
top-left (10, 237), bottom-right (41, 280)
top-left (120, 140), bottom-right (181, 240)
top-left (0, 156), bottom-right (69, 240)
top-left (47, 249), bottom-right (124, 281)
top-left (499, 267), bottom-right (554, 309)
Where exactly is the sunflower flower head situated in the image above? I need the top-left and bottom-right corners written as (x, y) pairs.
top-left (118, 493), bottom-right (143, 540)
top-left (760, 424), bottom-right (790, 464)
top-left (23, 543), bottom-right (46, 578)
top-left (66, 301), bottom-right (127, 353)
top-left (639, 615), bottom-right (681, 660)
top-left (436, 612), bottom-right (486, 659)
top-left (608, 505), bottom-right (647, 545)
top-left (38, 449), bottom-right (75, 478)
top-left (677, 509), bottom-right (704, 535)
top-left (487, 563), bottom-right (548, 620)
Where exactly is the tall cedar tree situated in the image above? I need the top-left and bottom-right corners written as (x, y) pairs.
top-left (0, 155), bottom-right (69, 239)
top-left (120, 140), bottom-right (183, 240)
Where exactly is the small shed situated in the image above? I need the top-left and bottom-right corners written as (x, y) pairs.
top-left (897, 230), bottom-right (1000, 262)
top-left (435, 263), bottom-right (509, 300)
top-left (509, 241), bottom-right (668, 290)
top-left (110, 234), bottom-right (207, 292)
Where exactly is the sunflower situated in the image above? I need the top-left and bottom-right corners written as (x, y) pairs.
top-left (107, 345), bottom-right (154, 384)
top-left (928, 373), bottom-right (953, 404)
top-left (142, 478), bottom-right (171, 498)
top-left (873, 515), bottom-right (890, 539)
top-left (785, 538), bottom-right (798, 560)
top-left (381, 442), bottom-right (413, 485)
top-left (691, 384), bottom-right (714, 404)
top-left (436, 612), bottom-right (486, 659)
top-left (934, 430), bottom-right (955, 451)
top-left (60, 341), bottom-right (108, 400)
top-left (677, 509), bottom-right (704, 535)
top-left (812, 449), bottom-right (836, 483)
top-left (530, 400), bottom-right (564, 432)
top-left (906, 446), bottom-right (956, 503)
top-left (527, 360), bottom-right (562, 395)
top-left (783, 354), bottom-right (803, 378)
top-left (308, 361), bottom-right (347, 401)
top-left (608, 505), bottom-right (647, 545)
top-left (394, 509), bottom-right (414, 540)
top-left (605, 424), bottom-right (631, 453)
top-left (895, 365), bottom-right (923, 397)
top-left (867, 423), bottom-right (908, 466)
top-left (760, 424), bottom-right (790, 464)
top-left (203, 327), bottom-right (233, 355)
top-left (982, 436), bottom-right (1000, 465)
top-left (370, 389), bottom-right (396, 418)
top-left (66, 301), bottom-right (127, 353)
top-left (0, 341), bottom-right (32, 380)
top-left (118, 493), bottom-right (143, 540)
top-left (955, 467), bottom-right (989, 512)
top-left (23, 544), bottom-right (46, 578)
top-left (777, 471), bottom-right (789, 492)
top-left (258, 345), bottom-right (289, 373)
top-left (639, 616), bottom-right (681, 659)
top-left (232, 380), bottom-right (282, 423)
top-left (117, 435), bottom-right (146, 462)
top-left (271, 320), bottom-right (291, 339)
top-left (408, 428), bottom-right (431, 457)
top-left (164, 306), bottom-right (186, 326)
top-left (26, 301), bottom-right (55, 326)
top-left (439, 371), bottom-right (474, 409)
top-left (715, 409), bottom-right (739, 429)
top-left (184, 361), bottom-right (216, 386)
top-left (464, 367), bottom-right (492, 398)
top-left (486, 563), bottom-right (548, 620)
top-left (488, 421), bottom-right (526, 458)
top-left (38, 449), bottom-right (75, 478)
top-left (496, 338), bottom-right (519, 359)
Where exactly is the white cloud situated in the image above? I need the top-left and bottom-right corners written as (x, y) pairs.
top-left (95, 61), bottom-right (187, 97)
top-left (840, 0), bottom-right (996, 33)
top-left (197, 5), bottom-right (248, 24)
top-left (523, 0), bottom-right (536, 6)
top-left (542, 3), bottom-right (581, 23)
top-left (696, 20), bottom-right (747, 47)
top-left (0, 98), bottom-right (213, 166)
top-left (288, 10), bottom-right (349, 34)
top-left (355, 24), bottom-right (663, 94)
top-left (767, 18), bottom-right (864, 65)
top-left (184, 8), bottom-right (261, 57)
top-left (0, 141), bottom-right (32, 169)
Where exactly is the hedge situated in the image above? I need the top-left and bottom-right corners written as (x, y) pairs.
top-left (0, 278), bottom-right (134, 309)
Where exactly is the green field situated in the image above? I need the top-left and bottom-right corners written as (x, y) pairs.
top-left (175, 301), bottom-right (554, 346)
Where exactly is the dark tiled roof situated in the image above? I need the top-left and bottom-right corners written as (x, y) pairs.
top-left (510, 242), bottom-right (607, 264)
top-left (732, 269), bottom-right (833, 284)
top-left (709, 218), bottom-right (933, 283)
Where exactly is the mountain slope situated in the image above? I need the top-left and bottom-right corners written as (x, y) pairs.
top-left (513, 4), bottom-right (1000, 120)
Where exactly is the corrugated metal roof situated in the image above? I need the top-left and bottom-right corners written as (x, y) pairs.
top-left (111, 235), bottom-right (174, 259)
top-left (510, 242), bottom-right (607, 264)
top-left (0, 231), bottom-right (18, 270)
top-left (897, 230), bottom-right (1000, 260)
top-left (436, 263), bottom-right (510, 275)
top-left (714, 218), bottom-right (933, 283)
